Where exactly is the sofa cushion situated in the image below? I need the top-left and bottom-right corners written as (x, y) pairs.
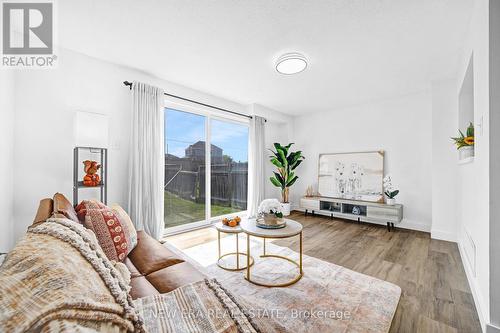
top-left (83, 208), bottom-right (135, 262)
top-left (129, 276), bottom-right (160, 299)
top-left (53, 193), bottom-right (79, 223)
top-left (128, 231), bottom-right (184, 275)
top-left (33, 198), bottom-right (53, 225)
top-left (124, 258), bottom-right (142, 279)
top-left (145, 262), bottom-right (205, 294)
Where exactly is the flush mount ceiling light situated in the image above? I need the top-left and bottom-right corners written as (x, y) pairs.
top-left (275, 53), bottom-right (308, 75)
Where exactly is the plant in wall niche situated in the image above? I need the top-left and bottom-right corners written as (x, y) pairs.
top-left (269, 143), bottom-right (305, 216)
top-left (451, 122), bottom-right (475, 160)
top-left (383, 175), bottom-right (399, 205)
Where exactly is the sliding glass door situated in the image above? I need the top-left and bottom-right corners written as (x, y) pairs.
top-left (164, 107), bottom-right (249, 232)
top-left (210, 119), bottom-right (249, 217)
top-left (164, 109), bottom-right (206, 229)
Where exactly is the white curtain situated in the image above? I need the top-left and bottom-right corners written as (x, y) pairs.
top-left (128, 81), bottom-right (164, 240)
top-left (248, 116), bottom-right (266, 217)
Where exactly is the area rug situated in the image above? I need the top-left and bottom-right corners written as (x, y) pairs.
top-left (174, 237), bottom-right (401, 333)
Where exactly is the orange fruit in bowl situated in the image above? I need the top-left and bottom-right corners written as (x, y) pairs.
top-left (228, 219), bottom-right (238, 227)
top-left (235, 216), bottom-right (241, 223)
top-left (222, 217), bottom-right (230, 226)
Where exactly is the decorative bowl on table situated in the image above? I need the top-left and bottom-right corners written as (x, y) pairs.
top-left (256, 213), bottom-right (286, 229)
top-left (222, 216), bottom-right (241, 227)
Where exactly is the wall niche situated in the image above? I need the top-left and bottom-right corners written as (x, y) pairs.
top-left (458, 54), bottom-right (475, 163)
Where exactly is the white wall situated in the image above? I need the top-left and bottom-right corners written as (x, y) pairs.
top-left (290, 91), bottom-right (433, 231)
top-left (459, 57), bottom-right (475, 130)
top-left (431, 80), bottom-right (459, 242)
top-left (454, 0), bottom-right (490, 329)
top-left (11, 48), bottom-right (291, 245)
top-left (0, 70), bottom-right (15, 252)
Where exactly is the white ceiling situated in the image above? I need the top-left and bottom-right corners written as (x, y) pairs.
top-left (59, 0), bottom-right (473, 115)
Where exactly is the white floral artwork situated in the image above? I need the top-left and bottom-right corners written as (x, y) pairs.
top-left (318, 151), bottom-right (384, 202)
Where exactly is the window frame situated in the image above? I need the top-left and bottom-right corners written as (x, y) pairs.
top-left (163, 98), bottom-right (250, 235)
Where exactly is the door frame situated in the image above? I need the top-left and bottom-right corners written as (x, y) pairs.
top-left (163, 98), bottom-right (249, 235)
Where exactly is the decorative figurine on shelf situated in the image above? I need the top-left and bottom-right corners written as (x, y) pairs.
top-left (305, 185), bottom-right (315, 197)
top-left (82, 160), bottom-right (101, 186)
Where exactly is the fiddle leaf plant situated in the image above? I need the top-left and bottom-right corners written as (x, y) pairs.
top-left (269, 143), bottom-right (305, 203)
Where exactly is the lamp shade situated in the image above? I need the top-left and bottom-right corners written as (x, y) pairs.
top-left (74, 111), bottom-right (109, 148)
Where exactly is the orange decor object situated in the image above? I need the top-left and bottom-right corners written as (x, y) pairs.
top-left (222, 216), bottom-right (241, 227)
top-left (82, 160), bottom-right (101, 187)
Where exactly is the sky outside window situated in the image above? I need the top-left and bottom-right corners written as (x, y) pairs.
top-left (165, 108), bottom-right (248, 162)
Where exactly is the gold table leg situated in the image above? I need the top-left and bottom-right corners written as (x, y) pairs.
top-left (217, 230), bottom-right (221, 259)
top-left (246, 234), bottom-right (250, 279)
top-left (236, 233), bottom-right (239, 270)
top-left (244, 233), bottom-right (303, 288)
top-left (300, 231), bottom-right (303, 274)
top-left (217, 231), bottom-right (253, 271)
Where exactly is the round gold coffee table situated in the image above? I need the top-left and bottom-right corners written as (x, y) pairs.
top-left (240, 218), bottom-right (303, 287)
top-left (215, 222), bottom-right (254, 271)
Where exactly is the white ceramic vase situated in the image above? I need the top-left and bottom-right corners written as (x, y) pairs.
top-left (257, 213), bottom-right (286, 229)
top-left (281, 202), bottom-right (291, 216)
top-left (386, 198), bottom-right (396, 205)
top-left (458, 146), bottom-right (474, 160)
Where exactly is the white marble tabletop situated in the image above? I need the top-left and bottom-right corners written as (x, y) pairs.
top-left (214, 221), bottom-right (243, 233)
top-left (240, 218), bottom-right (303, 238)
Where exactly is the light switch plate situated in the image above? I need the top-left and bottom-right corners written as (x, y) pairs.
top-left (477, 115), bottom-right (484, 136)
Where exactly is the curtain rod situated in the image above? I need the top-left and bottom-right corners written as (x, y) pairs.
top-left (123, 81), bottom-right (253, 120)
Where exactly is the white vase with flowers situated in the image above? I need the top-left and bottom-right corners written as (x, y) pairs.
top-left (257, 199), bottom-right (286, 229)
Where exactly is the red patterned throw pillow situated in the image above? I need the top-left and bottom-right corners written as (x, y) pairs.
top-left (75, 200), bottom-right (107, 222)
top-left (76, 201), bottom-right (137, 262)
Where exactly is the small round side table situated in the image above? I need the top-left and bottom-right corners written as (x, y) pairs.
top-left (215, 222), bottom-right (254, 271)
top-left (240, 218), bottom-right (303, 287)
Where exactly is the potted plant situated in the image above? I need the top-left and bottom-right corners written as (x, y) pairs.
top-left (257, 199), bottom-right (286, 229)
top-left (383, 175), bottom-right (399, 205)
top-left (451, 122), bottom-right (474, 160)
top-left (269, 143), bottom-right (305, 216)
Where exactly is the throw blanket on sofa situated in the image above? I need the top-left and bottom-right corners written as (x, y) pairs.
top-left (0, 218), bottom-right (145, 333)
top-left (134, 278), bottom-right (284, 333)
top-left (0, 218), bottom-right (281, 333)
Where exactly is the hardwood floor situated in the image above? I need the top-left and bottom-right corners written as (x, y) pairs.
top-left (166, 211), bottom-right (482, 333)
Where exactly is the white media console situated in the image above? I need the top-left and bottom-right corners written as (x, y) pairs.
top-left (300, 196), bottom-right (403, 231)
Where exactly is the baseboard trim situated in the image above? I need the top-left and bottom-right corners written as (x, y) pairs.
top-left (487, 324), bottom-right (500, 333)
top-left (458, 241), bottom-right (487, 332)
top-left (398, 220), bottom-right (431, 232)
top-left (431, 229), bottom-right (457, 242)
